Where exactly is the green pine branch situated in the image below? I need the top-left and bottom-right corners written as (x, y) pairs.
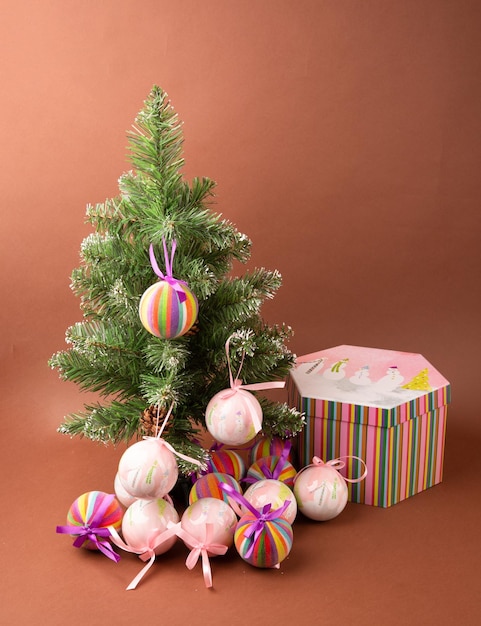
top-left (49, 85), bottom-right (304, 460)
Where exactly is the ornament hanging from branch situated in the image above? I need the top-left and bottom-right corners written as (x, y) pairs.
top-left (205, 334), bottom-right (286, 446)
top-left (139, 239), bottom-right (198, 339)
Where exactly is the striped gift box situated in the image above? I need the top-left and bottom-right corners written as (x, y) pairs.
top-left (288, 345), bottom-right (451, 507)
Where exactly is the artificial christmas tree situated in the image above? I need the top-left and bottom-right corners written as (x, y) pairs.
top-left (50, 86), bottom-right (303, 471)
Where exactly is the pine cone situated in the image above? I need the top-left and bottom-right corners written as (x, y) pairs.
top-left (140, 405), bottom-right (171, 437)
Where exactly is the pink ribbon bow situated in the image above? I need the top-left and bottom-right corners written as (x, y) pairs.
top-left (108, 524), bottom-right (179, 590)
top-left (170, 522), bottom-right (229, 589)
top-left (56, 493), bottom-right (120, 563)
top-left (217, 334), bottom-right (286, 433)
top-left (149, 239), bottom-right (189, 302)
top-left (295, 455), bottom-right (368, 486)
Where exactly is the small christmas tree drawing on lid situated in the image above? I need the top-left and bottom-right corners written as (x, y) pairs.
top-left (49, 86), bottom-right (303, 472)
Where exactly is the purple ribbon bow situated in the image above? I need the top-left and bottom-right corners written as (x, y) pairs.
top-left (56, 494), bottom-right (120, 563)
top-left (219, 483), bottom-right (291, 559)
top-left (149, 239), bottom-right (188, 302)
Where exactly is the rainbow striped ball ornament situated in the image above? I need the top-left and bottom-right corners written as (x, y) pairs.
top-left (189, 472), bottom-right (243, 512)
top-left (138, 241), bottom-right (198, 339)
top-left (56, 491), bottom-right (123, 561)
top-left (246, 455), bottom-right (297, 487)
top-left (234, 510), bottom-right (293, 569)
top-left (207, 449), bottom-right (246, 481)
top-left (139, 280), bottom-right (198, 339)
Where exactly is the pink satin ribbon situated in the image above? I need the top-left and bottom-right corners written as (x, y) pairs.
top-left (146, 402), bottom-right (207, 471)
top-left (108, 524), bottom-right (179, 590)
top-left (295, 455), bottom-right (368, 486)
top-left (149, 239), bottom-right (188, 302)
top-left (218, 335), bottom-right (286, 434)
top-left (169, 522), bottom-right (228, 589)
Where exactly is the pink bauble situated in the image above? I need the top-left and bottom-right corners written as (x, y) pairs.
top-left (122, 498), bottom-right (179, 555)
top-left (114, 472), bottom-right (137, 508)
top-left (181, 498), bottom-right (237, 550)
top-left (293, 464), bottom-right (348, 521)
top-left (242, 479), bottom-right (297, 525)
top-left (205, 388), bottom-right (262, 446)
top-left (117, 438), bottom-right (178, 499)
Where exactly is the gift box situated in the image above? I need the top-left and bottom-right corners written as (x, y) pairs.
top-left (288, 345), bottom-right (451, 507)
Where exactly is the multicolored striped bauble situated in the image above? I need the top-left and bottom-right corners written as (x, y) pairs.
top-left (58, 491), bottom-right (123, 557)
top-left (139, 280), bottom-right (198, 339)
top-left (189, 472), bottom-right (243, 507)
top-left (66, 491), bottom-right (123, 538)
top-left (250, 436), bottom-right (294, 464)
top-left (246, 455), bottom-right (297, 487)
top-left (234, 511), bottom-right (293, 568)
top-left (207, 449), bottom-right (246, 481)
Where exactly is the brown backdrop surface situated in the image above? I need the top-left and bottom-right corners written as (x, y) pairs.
top-left (1, 1), bottom-right (480, 624)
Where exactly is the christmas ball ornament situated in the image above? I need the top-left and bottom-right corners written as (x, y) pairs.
top-left (242, 479), bottom-right (298, 525)
top-left (206, 448), bottom-right (246, 481)
top-left (176, 498), bottom-right (237, 588)
top-left (234, 510), bottom-right (293, 569)
top-left (181, 498), bottom-right (237, 549)
top-left (189, 472), bottom-right (243, 510)
top-left (294, 461), bottom-right (348, 521)
top-left (114, 472), bottom-right (137, 508)
top-left (108, 497), bottom-right (180, 590)
top-left (121, 497), bottom-right (180, 556)
top-left (246, 455), bottom-right (297, 487)
top-left (205, 334), bottom-right (286, 446)
top-left (205, 387), bottom-right (262, 446)
top-left (250, 436), bottom-right (294, 464)
top-left (117, 437), bottom-right (179, 499)
top-left (138, 240), bottom-right (198, 339)
top-left (56, 491), bottom-right (122, 562)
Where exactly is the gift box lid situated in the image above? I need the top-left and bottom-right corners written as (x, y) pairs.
top-left (289, 345), bottom-right (451, 428)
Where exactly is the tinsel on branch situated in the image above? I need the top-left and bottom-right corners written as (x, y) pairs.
top-left (49, 85), bottom-right (304, 471)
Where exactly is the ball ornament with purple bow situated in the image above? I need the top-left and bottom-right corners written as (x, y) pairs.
top-left (220, 482), bottom-right (293, 569)
top-left (139, 240), bottom-right (198, 339)
top-left (56, 491), bottom-right (123, 562)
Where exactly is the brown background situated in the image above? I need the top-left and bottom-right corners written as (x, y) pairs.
top-left (1, 1), bottom-right (480, 624)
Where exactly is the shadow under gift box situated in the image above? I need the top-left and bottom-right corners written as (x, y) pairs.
top-left (288, 345), bottom-right (451, 508)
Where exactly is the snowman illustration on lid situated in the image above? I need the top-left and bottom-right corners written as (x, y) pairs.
top-left (323, 358), bottom-right (349, 381)
top-left (372, 365), bottom-right (404, 392)
top-left (349, 365), bottom-right (371, 386)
